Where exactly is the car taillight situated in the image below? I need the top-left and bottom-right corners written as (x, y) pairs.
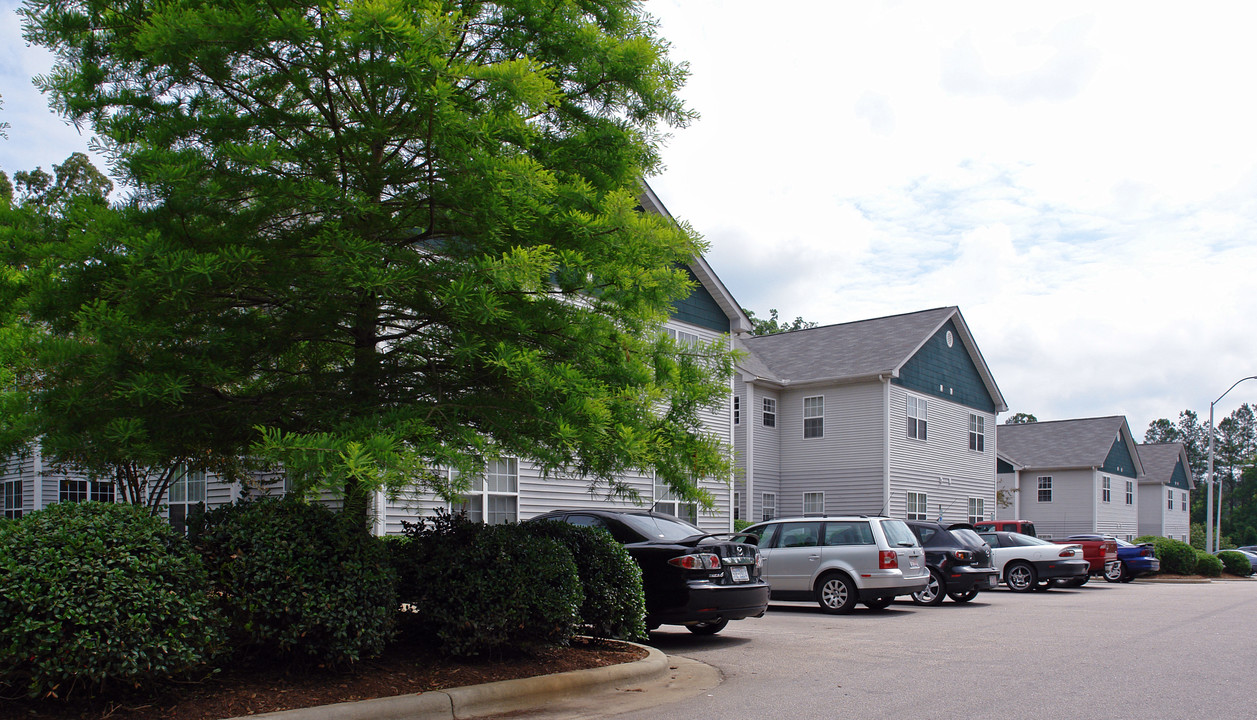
top-left (1058, 548), bottom-right (1076, 557)
top-left (951, 549), bottom-right (973, 563)
top-left (879, 550), bottom-right (898, 569)
top-left (755, 552), bottom-right (763, 570)
top-left (668, 553), bottom-right (721, 570)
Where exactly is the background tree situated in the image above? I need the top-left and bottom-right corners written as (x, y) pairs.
top-left (743, 308), bottom-right (818, 336)
top-left (1004, 412), bottom-right (1037, 424)
top-left (17, 0), bottom-right (733, 522)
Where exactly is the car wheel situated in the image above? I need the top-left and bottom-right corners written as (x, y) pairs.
top-left (815, 572), bottom-right (859, 614)
top-left (864, 598), bottom-right (894, 611)
top-left (1006, 562), bottom-right (1037, 592)
top-left (1104, 561), bottom-right (1125, 583)
top-left (911, 569), bottom-right (946, 606)
top-left (686, 618), bottom-right (728, 635)
top-left (947, 588), bottom-right (979, 603)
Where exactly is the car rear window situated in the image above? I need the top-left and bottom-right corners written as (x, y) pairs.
top-left (880, 519), bottom-right (919, 547)
top-left (617, 513), bottom-right (705, 541)
top-left (950, 528), bottom-right (986, 548)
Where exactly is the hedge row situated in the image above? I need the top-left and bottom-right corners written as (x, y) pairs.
top-left (0, 500), bottom-right (645, 700)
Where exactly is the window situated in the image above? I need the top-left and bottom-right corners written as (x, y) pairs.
top-left (666, 327), bottom-right (702, 346)
top-left (1102, 476), bottom-right (1111, 503)
top-left (762, 492), bottom-right (777, 521)
top-left (168, 468), bottom-right (206, 535)
top-left (762, 398), bottom-right (776, 428)
top-left (1125, 480), bottom-right (1134, 505)
top-left (733, 395), bottom-right (740, 425)
top-left (1168, 489), bottom-right (1174, 510)
top-left (59, 478), bottom-right (113, 504)
top-left (803, 396), bottom-right (824, 438)
top-left (2, 478), bottom-right (21, 519)
top-left (803, 492), bottom-right (824, 516)
top-left (1181, 492), bottom-right (1188, 512)
top-left (734, 491), bottom-right (741, 520)
top-left (969, 414), bottom-right (985, 451)
top-left (653, 472), bottom-right (696, 525)
top-left (1037, 476), bottom-right (1053, 503)
top-left (907, 491), bottom-right (928, 521)
top-left (907, 396), bottom-right (927, 440)
top-left (968, 497), bottom-right (985, 524)
top-left (456, 458), bottom-right (519, 524)
top-left (1125, 534), bottom-right (1134, 542)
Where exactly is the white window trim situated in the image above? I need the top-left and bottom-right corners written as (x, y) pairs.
top-left (1101, 476), bottom-right (1111, 504)
top-left (2, 477), bottom-right (21, 519)
top-left (968, 413), bottom-right (985, 452)
top-left (968, 497), bottom-right (985, 524)
top-left (907, 396), bottom-right (927, 441)
top-left (1125, 480), bottom-right (1133, 506)
top-left (733, 395), bottom-right (740, 425)
top-left (907, 491), bottom-right (928, 520)
top-left (762, 397), bottom-right (777, 428)
top-left (1037, 476), bottom-right (1053, 503)
top-left (762, 492), bottom-right (777, 522)
top-left (803, 395), bottom-right (824, 439)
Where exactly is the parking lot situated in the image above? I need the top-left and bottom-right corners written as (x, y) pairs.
top-left (600, 580), bottom-right (1256, 719)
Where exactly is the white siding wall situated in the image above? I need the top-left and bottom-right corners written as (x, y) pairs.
top-left (887, 385), bottom-right (996, 525)
top-left (1137, 482), bottom-right (1167, 538)
top-left (748, 384), bottom-right (781, 521)
top-left (1014, 469), bottom-right (1095, 539)
top-left (995, 472), bottom-right (1018, 520)
top-left (774, 382), bottom-right (884, 517)
top-left (1096, 473), bottom-right (1140, 540)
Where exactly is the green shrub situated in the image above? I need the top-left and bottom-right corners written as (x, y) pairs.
top-left (393, 513), bottom-right (582, 658)
top-left (189, 496), bottom-right (397, 664)
top-left (1195, 551), bottom-right (1224, 577)
top-left (523, 520), bottom-right (646, 641)
top-left (1216, 550), bottom-right (1252, 576)
top-left (733, 518), bottom-right (753, 532)
top-left (0, 502), bottom-right (223, 700)
top-left (1135, 535), bottom-right (1196, 574)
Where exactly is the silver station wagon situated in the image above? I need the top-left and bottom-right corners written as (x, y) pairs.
top-left (735, 516), bottom-right (929, 613)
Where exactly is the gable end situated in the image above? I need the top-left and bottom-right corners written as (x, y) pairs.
top-left (1102, 435), bottom-right (1138, 478)
top-left (1167, 458), bottom-right (1191, 490)
top-left (893, 320), bottom-right (996, 412)
top-left (669, 266), bottom-right (730, 333)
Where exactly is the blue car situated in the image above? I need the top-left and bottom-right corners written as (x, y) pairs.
top-left (1105, 539), bottom-right (1159, 582)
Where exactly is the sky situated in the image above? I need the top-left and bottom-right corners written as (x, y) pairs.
top-left (2, 1), bottom-right (1256, 436)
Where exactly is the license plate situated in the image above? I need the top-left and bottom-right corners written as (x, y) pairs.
top-left (909, 557), bottom-right (920, 568)
top-left (986, 576), bottom-right (998, 588)
top-left (731, 566), bottom-right (750, 582)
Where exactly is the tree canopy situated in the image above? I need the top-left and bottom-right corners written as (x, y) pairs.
top-left (11, 0), bottom-right (735, 517)
top-left (744, 308), bottom-right (817, 336)
top-left (1004, 412), bottom-right (1037, 425)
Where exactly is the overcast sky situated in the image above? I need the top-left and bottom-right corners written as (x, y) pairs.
top-left (3, 1), bottom-right (1256, 435)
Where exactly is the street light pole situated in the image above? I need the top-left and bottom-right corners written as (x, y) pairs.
top-left (1207, 376), bottom-right (1257, 553)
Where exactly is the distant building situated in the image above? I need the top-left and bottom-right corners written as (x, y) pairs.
top-left (1135, 442), bottom-right (1194, 543)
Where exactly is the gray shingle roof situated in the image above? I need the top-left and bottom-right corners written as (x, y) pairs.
top-left (737, 307), bottom-right (958, 384)
top-left (997, 416), bottom-right (1129, 469)
top-left (1137, 443), bottom-right (1194, 485)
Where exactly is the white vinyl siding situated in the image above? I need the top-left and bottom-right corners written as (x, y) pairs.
top-left (778, 383), bottom-right (884, 517)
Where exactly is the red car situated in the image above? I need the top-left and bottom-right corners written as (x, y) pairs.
top-left (1052, 534), bottom-right (1118, 586)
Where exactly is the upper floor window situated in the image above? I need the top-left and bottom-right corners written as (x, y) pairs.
top-left (1101, 476), bottom-right (1111, 503)
top-left (2, 478), bottom-right (21, 519)
top-left (968, 497), bottom-right (985, 524)
top-left (1037, 476), bottom-right (1053, 503)
top-left (803, 396), bottom-right (824, 438)
top-left (1181, 492), bottom-right (1188, 512)
top-left (733, 491), bottom-right (741, 520)
top-left (969, 414), bottom-right (985, 451)
top-left (733, 395), bottom-right (740, 425)
top-left (762, 398), bottom-right (776, 428)
top-left (907, 491), bottom-right (928, 520)
top-left (803, 492), bottom-right (825, 516)
top-left (1167, 489), bottom-right (1173, 510)
top-left (666, 328), bottom-right (701, 346)
top-left (1125, 480), bottom-right (1134, 505)
top-left (907, 396), bottom-right (927, 441)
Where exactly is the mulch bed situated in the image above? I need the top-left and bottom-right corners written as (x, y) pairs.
top-left (0, 637), bottom-right (647, 720)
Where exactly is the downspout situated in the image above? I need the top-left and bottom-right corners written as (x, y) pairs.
top-left (33, 438), bottom-right (44, 511)
top-left (881, 375), bottom-right (891, 516)
top-left (745, 379), bottom-right (755, 524)
top-left (1092, 466), bottom-right (1099, 533)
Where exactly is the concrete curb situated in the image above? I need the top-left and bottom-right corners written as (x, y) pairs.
top-left (229, 641), bottom-right (669, 720)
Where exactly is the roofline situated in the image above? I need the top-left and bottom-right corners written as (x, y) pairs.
top-left (638, 180), bottom-right (752, 334)
top-left (890, 307), bottom-right (1008, 413)
top-left (736, 368), bottom-right (896, 389)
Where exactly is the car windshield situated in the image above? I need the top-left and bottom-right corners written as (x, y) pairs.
top-left (950, 528), bottom-right (986, 547)
top-left (618, 513), bottom-right (704, 541)
top-left (880, 519), bottom-right (919, 547)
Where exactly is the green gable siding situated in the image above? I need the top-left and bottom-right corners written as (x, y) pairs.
top-left (669, 266), bottom-right (729, 333)
top-left (1167, 458), bottom-right (1191, 490)
top-left (893, 320), bottom-right (996, 413)
top-left (1102, 436), bottom-right (1138, 478)
top-left (997, 458), bottom-right (1016, 474)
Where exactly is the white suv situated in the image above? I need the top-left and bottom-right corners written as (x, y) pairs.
top-left (735, 516), bottom-right (928, 613)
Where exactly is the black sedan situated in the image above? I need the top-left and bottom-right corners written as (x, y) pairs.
top-left (531, 508), bottom-right (769, 635)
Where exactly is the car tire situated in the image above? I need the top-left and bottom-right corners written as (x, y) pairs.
top-left (1105, 562), bottom-right (1128, 583)
top-left (1006, 562), bottom-right (1037, 592)
top-left (864, 598), bottom-right (894, 611)
top-left (815, 572), bottom-right (859, 614)
top-left (686, 618), bottom-right (728, 635)
top-left (947, 588), bottom-right (979, 603)
top-left (911, 569), bottom-right (946, 606)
